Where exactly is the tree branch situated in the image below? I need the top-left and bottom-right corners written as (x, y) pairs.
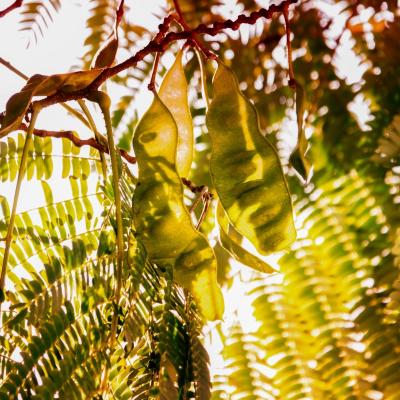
top-left (19, 123), bottom-right (136, 164)
top-left (172, 0), bottom-right (216, 59)
top-left (0, 57), bottom-right (92, 130)
top-left (0, 0), bottom-right (23, 18)
top-left (32, 0), bottom-right (299, 110)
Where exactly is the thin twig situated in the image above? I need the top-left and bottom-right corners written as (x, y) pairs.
top-left (181, 177), bottom-right (205, 194)
top-left (78, 99), bottom-right (108, 177)
top-left (0, 57), bottom-right (27, 80)
top-left (186, 182), bottom-right (213, 229)
top-left (0, 0), bottom-right (23, 18)
top-left (148, 52), bottom-right (161, 92)
top-left (190, 186), bottom-right (208, 213)
top-left (153, 14), bottom-right (177, 44)
top-left (173, 0), bottom-right (216, 59)
top-left (196, 193), bottom-right (212, 229)
top-left (283, 2), bottom-right (296, 88)
top-left (194, 48), bottom-right (211, 109)
top-left (18, 123), bottom-right (136, 164)
top-left (94, 92), bottom-right (124, 348)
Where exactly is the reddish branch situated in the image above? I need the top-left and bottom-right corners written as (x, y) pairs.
top-left (0, 0), bottom-right (23, 18)
top-left (2, 0), bottom-right (298, 166)
top-left (172, 0), bottom-right (215, 59)
top-left (181, 177), bottom-right (208, 194)
top-left (148, 52), bottom-right (161, 92)
top-left (19, 123), bottom-right (136, 164)
top-left (32, 0), bottom-right (298, 110)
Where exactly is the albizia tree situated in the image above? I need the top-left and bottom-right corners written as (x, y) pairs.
top-left (0, 0), bottom-right (400, 398)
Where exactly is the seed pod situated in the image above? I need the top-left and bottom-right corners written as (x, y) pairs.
top-left (91, 0), bottom-right (124, 69)
top-left (159, 50), bottom-right (193, 177)
top-left (206, 63), bottom-right (296, 255)
top-left (0, 70), bottom-right (103, 138)
top-left (132, 93), bottom-right (223, 321)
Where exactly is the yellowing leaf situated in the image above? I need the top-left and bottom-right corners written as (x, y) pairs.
top-left (159, 49), bottom-right (193, 177)
top-left (0, 74), bottom-right (48, 137)
top-left (91, 0), bottom-right (124, 69)
top-left (216, 202), bottom-right (277, 274)
top-left (289, 82), bottom-right (313, 183)
top-left (0, 69), bottom-right (103, 138)
top-left (206, 63), bottom-right (296, 255)
top-left (132, 94), bottom-right (223, 320)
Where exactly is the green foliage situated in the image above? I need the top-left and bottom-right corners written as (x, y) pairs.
top-left (212, 167), bottom-right (400, 399)
top-left (1, 0), bottom-right (400, 398)
top-left (0, 134), bottom-right (211, 398)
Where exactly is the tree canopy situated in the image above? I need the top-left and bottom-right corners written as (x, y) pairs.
top-left (0, 0), bottom-right (400, 399)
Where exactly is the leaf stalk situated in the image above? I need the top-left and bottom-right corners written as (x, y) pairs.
top-left (0, 105), bottom-right (41, 293)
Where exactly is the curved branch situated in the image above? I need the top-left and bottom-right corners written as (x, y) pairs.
top-left (173, 0), bottom-right (216, 59)
top-left (33, 0), bottom-right (299, 110)
top-left (0, 0), bottom-right (23, 18)
top-left (19, 123), bottom-right (136, 164)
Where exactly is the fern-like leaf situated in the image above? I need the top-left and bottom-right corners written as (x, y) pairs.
top-left (19, 0), bottom-right (62, 45)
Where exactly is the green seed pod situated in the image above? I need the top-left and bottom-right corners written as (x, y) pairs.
top-left (132, 91), bottom-right (223, 321)
top-left (159, 49), bottom-right (194, 177)
top-left (206, 63), bottom-right (296, 255)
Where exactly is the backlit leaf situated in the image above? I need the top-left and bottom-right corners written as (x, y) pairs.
top-left (216, 202), bottom-right (277, 274)
top-left (289, 82), bottom-right (313, 183)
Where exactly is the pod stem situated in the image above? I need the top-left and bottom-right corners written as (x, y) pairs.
top-left (172, 0), bottom-right (216, 60)
top-left (93, 91), bottom-right (124, 345)
top-left (194, 48), bottom-right (211, 109)
top-left (148, 52), bottom-right (161, 92)
top-left (0, 106), bottom-right (41, 293)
